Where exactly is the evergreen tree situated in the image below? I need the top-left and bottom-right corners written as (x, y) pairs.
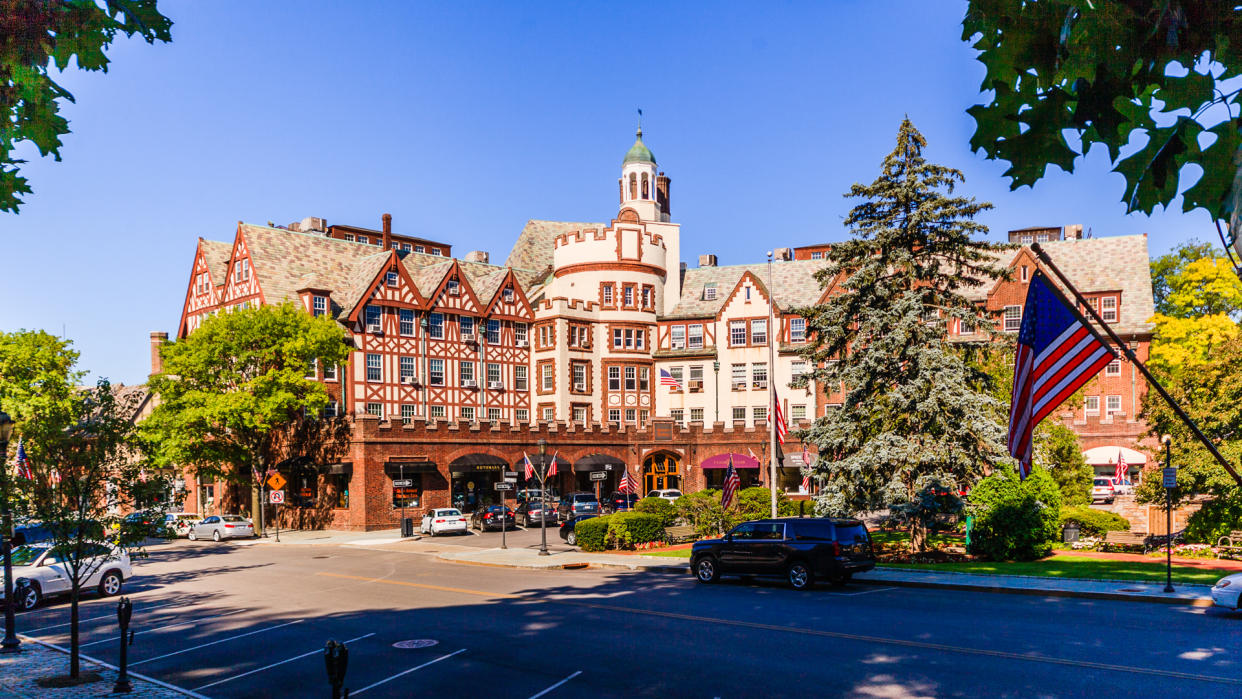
top-left (794, 119), bottom-right (1010, 552)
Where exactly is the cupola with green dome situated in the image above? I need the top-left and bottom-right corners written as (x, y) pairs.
top-left (623, 127), bottom-right (656, 165)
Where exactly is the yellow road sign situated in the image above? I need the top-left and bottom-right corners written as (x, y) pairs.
top-left (267, 473), bottom-right (287, 491)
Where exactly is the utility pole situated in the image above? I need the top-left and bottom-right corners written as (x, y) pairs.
top-left (766, 251), bottom-right (778, 518)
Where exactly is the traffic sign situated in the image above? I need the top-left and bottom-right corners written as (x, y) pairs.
top-left (1162, 467), bottom-right (1177, 488)
top-left (494, 482), bottom-right (514, 491)
top-left (392, 479), bottom-right (413, 488)
top-left (269, 490), bottom-right (285, 504)
top-left (267, 473), bottom-right (287, 491)
top-left (589, 471), bottom-right (608, 481)
top-left (503, 471), bottom-right (518, 482)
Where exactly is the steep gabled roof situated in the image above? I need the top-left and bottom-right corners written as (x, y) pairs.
top-left (239, 223), bottom-right (378, 308)
top-left (1038, 234), bottom-right (1155, 334)
top-left (200, 239), bottom-right (232, 288)
top-left (666, 259), bottom-right (834, 319)
top-left (334, 251), bottom-right (397, 320)
top-left (504, 219), bottom-right (603, 273)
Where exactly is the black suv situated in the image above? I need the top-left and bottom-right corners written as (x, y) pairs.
top-left (689, 518), bottom-right (875, 590)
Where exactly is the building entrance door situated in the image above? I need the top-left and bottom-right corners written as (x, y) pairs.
top-left (642, 453), bottom-right (681, 493)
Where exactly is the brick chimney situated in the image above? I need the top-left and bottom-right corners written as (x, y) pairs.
top-left (382, 213), bottom-right (393, 249)
top-left (698, 254), bottom-right (717, 267)
top-left (464, 250), bottom-right (490, 264)
top-left (149, 331), bottom-right (168, 377)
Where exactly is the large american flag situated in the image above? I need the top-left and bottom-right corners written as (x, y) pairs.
top-left (1114, 452), bottom-right (1128, 484)
top-left (523, 452), bottom-right (535, 480)
top-left (721, 455), bottom-right (741, 509)
top-left (1009, 272), bottom-right (1115, 478)
top-left (658, 369), bottom-right (681, 390)
top-left (617, 468), bottom-right (639, 494)
top-left (773, 396), bottom-right (787, 444)
top-left (800, 447), bottom-right (812, 492)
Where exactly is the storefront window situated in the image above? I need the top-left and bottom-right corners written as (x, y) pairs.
top-left (327, 473), bottom-right (350, 508)
top-left (393, 474), bottom-right (421, 508)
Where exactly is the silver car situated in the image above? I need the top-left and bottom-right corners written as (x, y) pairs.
top-left (188, 514), bottom-right (255, 541)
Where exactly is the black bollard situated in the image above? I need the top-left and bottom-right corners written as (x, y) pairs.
top-left (324, 639), bottom-right (349, 699)
top-left (113, 597), bottom-right (133, 693)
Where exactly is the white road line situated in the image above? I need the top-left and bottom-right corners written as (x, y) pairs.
top-left (131, 619), bottom-right (304, 667)
top-left (25, 599), bottom-right (186, 634)
top-left (192, 632), bottom-right (377, 691)
top-left (351, 648), bottom-right (468, 695)
top-left (18, 634), bottom-right (210, 699)
top-left (79, 608), bottom-right (247, 647)
top-left (529, 670), bottom-right (583, 699)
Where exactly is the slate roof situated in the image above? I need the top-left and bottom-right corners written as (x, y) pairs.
top-left (665, 259), bottom-right (834, 319)
top-left (200, 239), bottom-right (232, 288)
top-left (1037, 234), bottom-right (1154, 334)
top-left (241, 224), bottom-right (379, 308)
top-left (504, 220), bottom-right (603, 274)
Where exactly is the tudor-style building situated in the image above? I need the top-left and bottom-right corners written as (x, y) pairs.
top-left (169, 127), bottom-right (1157, 530)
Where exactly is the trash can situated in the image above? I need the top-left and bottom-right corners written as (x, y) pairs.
top-left (1063, 523), bottom-right (1080, 543)
top-left (401, 517), bottom-right (415, 538)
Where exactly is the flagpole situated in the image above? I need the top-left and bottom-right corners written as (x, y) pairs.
top-left (1031, 243), bottom-right (1242, 488)
top-left (766, 251), bottom-right (778, 518)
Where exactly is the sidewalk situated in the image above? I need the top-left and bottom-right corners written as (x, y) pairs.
top-left (238, 527), bottom-right (410, 546)
top-left (0, 636), bottom-right (199, 698)
top-left (856, 567), bottom-right (1215, 606)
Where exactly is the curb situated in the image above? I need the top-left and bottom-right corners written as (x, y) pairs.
top-left (435, 553), bottom-right (688, 574)
top-left (18, 634), bottom-right (207, 698)
top-left (854, 576), bottom-right (1213, 607)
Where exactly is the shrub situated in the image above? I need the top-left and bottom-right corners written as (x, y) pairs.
top-left (677, 489), bottom-right (726, 537)
top-left (574, 515), bottom-right (612, 552)
top-left (606, 512), bottom-right (665, 549)
top-left (968, 466), bottom-right (1062, 561)
top-left (1059, 506), bottom-right (1129, 537)
top-left (1184, 497), bottom-right (1242, 545)
top-left (634, 497), bottom-right (678, 527)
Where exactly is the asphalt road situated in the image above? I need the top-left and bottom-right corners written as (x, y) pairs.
top-left (15, 537), bottom-right (1242, 698)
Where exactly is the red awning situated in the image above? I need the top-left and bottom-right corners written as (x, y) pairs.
top-left (700, 453), bottom-right (760, 469)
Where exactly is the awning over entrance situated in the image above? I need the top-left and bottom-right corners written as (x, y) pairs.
top-left (1082, 446), bottom-right (1147, 466)
top-left (514, 454), bottom-right (571, 470)
top-left (449, 454), bottom-right (509, 475)
top-left (700, 453), bottom-right (760, 469)
top-left (321, 462), bottom-right (353, 476)
top-left (574, 454), bottom-right (625, 472)
top-left (383, 461), bottom-right (437, 476)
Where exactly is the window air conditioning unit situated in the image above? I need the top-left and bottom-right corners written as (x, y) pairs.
top-left (574, 384), bottom-right (586, 392)
top-left (448, 285), bottom-right (460, 296)
top-left (515, 339), bottom-right (528, 348)
top-left (462, 379), bottom-right (477, 388)
top-left (689, 380), bottom-right (703, 390)
top-left (461, 332), bottom-right (475, 343)
top-left (401, 376), bottom-right (417, 385)
top-left (367, 325), bottom-right (382, 334)
top-left (488, 381), bottom-right (504, 390)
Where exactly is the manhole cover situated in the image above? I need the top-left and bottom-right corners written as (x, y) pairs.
top-left (393, 639), bottom-right (438, 649)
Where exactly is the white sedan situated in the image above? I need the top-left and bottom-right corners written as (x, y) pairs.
top-left (1212, 573), bottom-right (1242, 611)
top-left (421, 508), bottom-right (468, 536)
top-left (3, 543), bottom-right (132, 610)
top-left (188, 514), bottom-right (255, 541)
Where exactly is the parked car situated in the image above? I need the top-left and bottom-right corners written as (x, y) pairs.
top-left (558, 492), bottom-right (600, 518)
top-left (12, 521), bottom-right (106, 546)
top-left (646, 489), bottom-right (683, 503)
top-left (689, 517), bottom-right (876, 590)
top-left (420, 508), bottom-right (468, 536)
top-left (163, 513), bottom-right (201, 538)
top-left (1109, 478), bottom-right (1134, 495)
top-left (187, 514), bottom-right (255, 541)
top-left (515, 500), bottom-right (559, 527)
top-left (558, 514), bottom-right (597, 546)
top-left (516, 488), bottom-right (559, 504)
top-left (3, 543), bottom-right (132, 610)
top-left (605, 492), bottom-right (640, 513)
top-left (1091, 478), bottom-right (1116, 503)
top-left (470, 505), bottom-right (516, 532)
top-left (1212, 572), bottom-right (1242, 611)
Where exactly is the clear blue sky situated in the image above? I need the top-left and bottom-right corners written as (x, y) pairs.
top-left (0, 1), bottom-right (1215, 385)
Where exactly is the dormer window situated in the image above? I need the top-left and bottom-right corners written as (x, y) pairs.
top-left (344, 234), bottom-right (355, 242)
top-left (401, 243), bottom-right (411, 252)
top-left (312, 296), bottom-right (327, 318)
top-left (357, 235), bottom-right (368, 244)
top-left (447, 279), bottom-right (460, 296)
top-left (365, 305), bottom-right (382, 331)
top-left (386, 271), bottom-right (398, 287)
top-left (1101, 295), bottom-right (1118, 322)
top-left (703, 284), bottom-right (717, 301)
top-left (503, 287), bottom-right (514, 302)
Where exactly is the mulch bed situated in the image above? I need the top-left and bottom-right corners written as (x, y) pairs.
top-left (878, 550), bottom-right (975, 564)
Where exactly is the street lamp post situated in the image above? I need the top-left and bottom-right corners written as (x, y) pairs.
top-left (0, 410), bottom-right (19, 653)
top-left (537, 438), bottom-right (550, 556)
top-left (712, 360), bottom-right (720, 423)
top-left (1162, 434), bottom-right (1174, 594)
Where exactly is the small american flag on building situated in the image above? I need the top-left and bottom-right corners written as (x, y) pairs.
top-left (523, 452), bottom-right (535, 480)
top-left (1114, 452), bottom-right (1128, 484)
top-left (721, 455), bottom-right (741, 509)
top-left (658, 369), bottom-right (681, 390)
top-left (618, 469), bottom-right (639, 494)
top-left (14, 439), bottom-right (32, 480)
top-left (800, 447), bottom-right (812, 491)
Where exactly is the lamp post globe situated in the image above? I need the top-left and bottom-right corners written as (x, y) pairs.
top-left (537, 438), bottom-right (550, 556)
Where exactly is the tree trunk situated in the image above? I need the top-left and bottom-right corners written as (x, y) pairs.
top-left (69, 582), bottom-right (80, 678)
top-left (908, 520), bottom-right (926, 554)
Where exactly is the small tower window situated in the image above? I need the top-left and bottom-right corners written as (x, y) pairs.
top-left (641, 172), bottom-right (649, 199)
top-left (629, 173), bottom-right (637, 200)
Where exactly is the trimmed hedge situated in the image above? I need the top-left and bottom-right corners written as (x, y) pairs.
top-left (634, 497), bottom-right (678, 527)
top-left (575, 515), bottom-right (612, 552)
top-left (1059, 506), bottom-right (1129, 537)
top-left (676, 487), bottom-right (797, 537)
top-left (606, 512), bottom-right (664, 549)
top-left (969, 466), bottom-right (1062, 561)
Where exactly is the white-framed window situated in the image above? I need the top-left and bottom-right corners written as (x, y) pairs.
top-left (792, 404), bottom-right (807, 420)
top-left (514, 365), bottom-right (528, 391)
top-left (1105, 395), bottom-right (1122, 415)
top-left (357, 235), bottom-right (368, 244)
top-left (572, 406), bottom-right (587, 425)
top-left (572, 363), bottom-right (586, 392)
top-left (313, 296), bottom-right (327, 318)
top-left (602, 285), bottom-right (614, 306)
top-left (1020, 265), bottom-right (1030, 282)
top-left (429, 359), bottom-right (444, 385)
top-left (386, 271), bottom-right (398, 287)
top-left (751, 319), bottom-right (767, 345)
top-left (689, 365), bottom-right (703, 387)
top-left (625, 408), bottom-right (636, 423)
top-left (415, 245), bottom-right (425, 253)
top-left (1101, 296), bottom-right (1118, 323)
top-left (1085, 396), bottom-right (1100, 415)
top-left (515, 323), bottom-right (528, 345)
top-left (790, 317), bottom-right (806, 343)
top-left (343, 234), bottom-right (355, 242)
top-left (401, 243), bottom-right (412, 252)
top-left (753, 406), bottom-right (767, 422)
top-left (608, 409), bottom-right (621, 424)
top-left (671, 409), bottom-right (685, 425)
top-left (732, 406), bottom-right (746, 421)
top-left (1003, 305), bottom-right (1022, 332)
top-left (401, 404), bottom-right (416, 424)
top-left (400, 309), bottom-right (415, 336)
top-left (703, 285), bottom-right (717, 301)
top-left (623, 286), bottom-right (634, 307)
top-left (487, 319), bottom-right (501, 344)
top-left (1105, 358), bottom-right (1121, 376)
top-left (487, 363), bottom-right (501, 384)
top-left (447, 280), bottom-right (460, 296)
top-left (752, 363), bottom-right (768, 389)
top-left (1020, 234), bottom-right (1033, 244)
top-left (543, 407), bottom-right (556, 422)
top-left (459, 361), bottom-right (475, 384)
top-left (488, 408), bottom-right (501, 422)
top-left (730, 320), bottom-right (747, 346)
top-left (515, 409), bottom-right (529, 423)
top-left (810, 251), bottom-right (823, 260)
top-left (366, 402), bottom-right (382, 418)
top-left (461, 406), bottom-right (475, 421)
top-left (324, 401), bottom-right (339, 418)
top-left (503, 287), bottom-right (514, 302)
top-left (791, 360), bottom-right (808, 379)
top-left (430, 249), bottom-right (442, 256)
top-left (639, 367), bottom-right (649, 391)
top-left (430, 405), bottom-right (446, 419)
top-left (324, 363), bottom-right (338, 381)
top-left (400, 356), bottom-right (415, 381)
top-left (366, 354), bottom-right (381, 382)
top-left (305, 358), bottom-right (318, 380)
top-left (745, 286), bottom-right (751, 301)
top-left (624, 366), bottom-right (636, 391)
top-left (670, 325), bottom-right (686, 349)
top-left (541, 364), bottom-right (554, 391)
top-left (429, 313), bottom-right (444, 339)
top-left (608, 366), bottom-right (621, 391)
top-left (732, 363), bottom-right (746, 390)
top-left (669, 366), bottom-right (684, 387)
top-left (688, 324), bottom-right (704, 349)
top-left (459, 315), bottom-right (474, 338)
top-left (690, 408), bottom-right (704, 422)
top-left (365, 305), bottom-right (381, 330)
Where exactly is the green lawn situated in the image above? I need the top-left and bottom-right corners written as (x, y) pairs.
top-left (642, 548), bottom-right (693, 558)
top-left (881, 557), bottom-right (1233, 586)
